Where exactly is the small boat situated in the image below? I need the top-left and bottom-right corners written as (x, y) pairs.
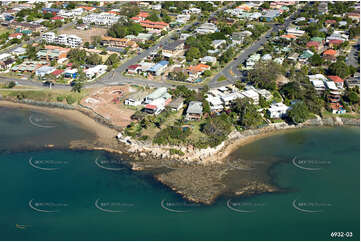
top-left (16, 224), bottom-right (29, 229)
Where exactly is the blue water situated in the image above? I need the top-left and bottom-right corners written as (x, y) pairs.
top-left (0, 107), bottom-right (359, 240)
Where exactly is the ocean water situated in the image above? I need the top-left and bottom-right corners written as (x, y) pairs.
top-left (0, 107), bottom-right (359, 241)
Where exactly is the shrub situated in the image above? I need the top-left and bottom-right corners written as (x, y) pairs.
top-left (56, 96), bottom-right (64, 102)
top-left (66, 95), bottom-right (76, 104)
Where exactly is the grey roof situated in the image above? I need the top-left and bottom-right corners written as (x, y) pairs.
top-left (168, 97), bottom-right (184, 108)
top-left (163, 40), bottom-right (184, 51)
top-left (186, 101), bottom-right (203, 114)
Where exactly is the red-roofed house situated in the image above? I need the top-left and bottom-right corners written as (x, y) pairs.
top-left (51, 69), bottom-right (64, 78)
top-left (51, 16), bottom-right (64, 21)
top-left (328, 39), bottom-right (343, 48)
top-left (347, 12), bottom-right (360, 22)
top-left (322, 49), bottom-right (337, 62)
top-left (306, 41), bottom-right (323, 51)
top-left (328, 75), bottom-right (344, 89)
top-left (79, 6), bottom-right (96, 11)
top-left (8, 33), bottom-right (23, 40)
top-left (131, 12), bottom-right (149, 22)
top-left (127, 64), bottom-right (141, 75)
top-left (139, 20), bottom-right (169, 31)
top-left (325, 19), bottom-right (336, 27)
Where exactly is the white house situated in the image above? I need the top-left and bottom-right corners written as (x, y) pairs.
top-left (41, 32), bottom-right (56, 43)
top-left (84, 65), bottom-right (107, 79)
top-left (267, 102), bottom-right (290, 118)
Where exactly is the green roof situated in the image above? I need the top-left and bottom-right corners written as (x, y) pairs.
top-left (311, 37), bottom-right (323, 43)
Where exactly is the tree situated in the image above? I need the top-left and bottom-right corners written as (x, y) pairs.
top-left (71, 81), bottom-right (83, 93)
top-left (310, 53), bottom-right (323, 66)
top-left (105, 53), bottom-right (119, 67)
top-left (232, 98), bottom-right (264, 128)
top-left (7, 81), bottom-right (16, 88)
top-left (344, 90), bottom-right (360, 104)
top-left (328, 60), bottom-right (350, 78)
top-left (287, 102), bottom-right (309, 124)
top-left (248, 62), bottom-right (282, 90)
top-left (186, 47), bottom-right (201, 62)
top-left (147, 12), bottom-right (160, 22)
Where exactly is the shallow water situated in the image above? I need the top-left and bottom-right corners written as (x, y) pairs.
top-left (0, 108), bottom-right (359, 240)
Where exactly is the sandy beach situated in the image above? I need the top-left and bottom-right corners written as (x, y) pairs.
top-left (0, 101), bottom-right (118, 149)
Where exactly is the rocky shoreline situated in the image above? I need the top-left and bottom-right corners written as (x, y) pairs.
top-left (0, 100), bottom-right (359, 205)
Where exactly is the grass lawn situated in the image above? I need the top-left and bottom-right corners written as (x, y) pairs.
top-left (0, 88), bottom-right (89, 105)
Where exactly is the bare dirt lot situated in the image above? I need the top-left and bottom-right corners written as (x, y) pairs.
top-left (80, 86), bottom-right (136, 127)
top-left (58, 26), bottom-right (107, 43)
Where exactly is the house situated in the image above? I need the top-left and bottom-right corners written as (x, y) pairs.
top-left (127, 64), bottom-right (141, 75)
top-left (139, 20), bottom-right (169, 31)
top-left (11, 47), bottom-right (26, 56)
top-left (168, 97), bottom-right (185, 111)
top-left (211, 39), bottom-right (226, 49)
top-left (125, 91), bottom-right (148, 106)
top-left (345, 73), bottom-right (360, 88)
top-left (0, 53), bottom-right (12, 62)
top-left (162, 40), bottom-right (184, 58)
top-left (347, 12), bottom-right (360, 22)
top-left (298, 50), bottom-right (314, 63)
top-left (200, 56), bottom-right (217, 65)
top-left (241, 89), bottom-right (259, 104)
top-left (11, 61), bottom-right (47, 73)
top-left (306, 41), bottom-right (323, 51)
top-left (84, 65), bottom-right (107, 79)
top-left (328, 39), bottom-right (343, 48)
top-left (144, 87), bottom-right (168, 104)
top-left (262, 10), bottom-right (280, 22)
top-left (186, 64), bottom-right (210, 80)
top-left (186, 101), bottom-right (203, 121)
top-left (328, 75), bottom-right (344, 89)
top-left (51, 69), bottom-right (64, 78)
top-left (147, 61), bottom-right (168, 76)
top-left (286, 28), bottom-right (305, 37)
top-left (281, 34), bottom-right (297, 40)
top-left (267, 102), bottom-right (290, 118)
top-left (42, 32), bottom-right (56, 43)
top-left (322, 49), bottom-right (337, 62)
top-left (318, 2), bottom-right (328, 14)
top-left (64, 69), bottom-right (78, 79)
top-left (51, 16), bottom-right (64, 21)
top-left (82, 13), bottom-right (120, 26)
top-left (330, 103), bottom-right (346, 114)
top-left (42, 8), bottom-right (60, 15)
top-left (8, 33), bottom-right (23, 40)
top-left (0, 58), bottom-right (15, 70)
top-left (308, 74), bottom-right (328, 92)
top-left (195, 23), bottom-right (218, 35)
top-left (101, 36), bottom-right (138, 49)
top-left (35, 66), bottom-right (56, 77)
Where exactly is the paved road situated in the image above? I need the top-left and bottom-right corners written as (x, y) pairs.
top-left (98, 3), bottom-right (233, 86)
top-left (209, 5), bottom-right (304, 87)
top-left (0, 22), bottom-right (74, 55)
top-left (346, 39), bottom-right (360, 68)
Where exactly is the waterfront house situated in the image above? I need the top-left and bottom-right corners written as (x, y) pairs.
top-left (186, 101), bottom-right (203, 121)
top-left (328, 75), bottom-right (344, 89)
top-left (267, 102), bottom-right (290, 119)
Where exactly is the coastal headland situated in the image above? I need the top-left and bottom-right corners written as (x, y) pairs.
top-left (0, 100), bottom-right (359, 204)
